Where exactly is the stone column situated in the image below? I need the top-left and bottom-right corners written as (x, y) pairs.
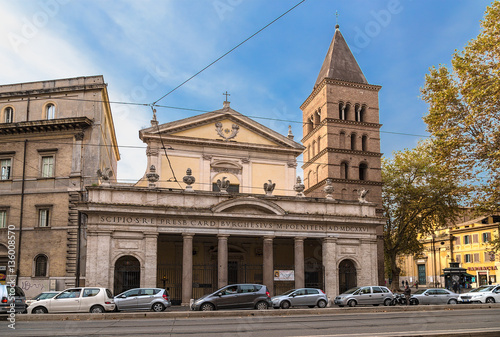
top-left (144, 233), bottom-right (159, 287)
top-left (322, 237), bottom-right (337, 304)
top-left (218, 234), bottom-right (229, 288)
top-left (263, 236), bottom-right (274, 296)
top-left (294, 237), bottom-right (305, 289)
top-left (182, 234), bottom-right (194, 306)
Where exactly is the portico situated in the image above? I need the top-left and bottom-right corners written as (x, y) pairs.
top-left (81, 185), bottom-right (383, 305)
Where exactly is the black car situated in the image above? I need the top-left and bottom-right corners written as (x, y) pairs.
top-left (191, 284), bottom-right (271, 311)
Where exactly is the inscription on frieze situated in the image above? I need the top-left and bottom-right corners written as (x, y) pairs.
top-left (99, 216), bottom-right (370, 233)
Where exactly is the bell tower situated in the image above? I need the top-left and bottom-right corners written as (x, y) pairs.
top-left (301, 24), bottom-right (382, 209)
top-left (301, 23), bottom-right (385, 285)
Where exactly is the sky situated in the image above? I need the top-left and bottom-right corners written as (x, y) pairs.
top-left (0, 0), bottom-right (494, 183)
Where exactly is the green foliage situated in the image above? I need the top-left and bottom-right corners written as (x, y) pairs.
top-left (383, 141), bottom-right (465, 287)
top-left (421, 1), bottom-right (500, 212)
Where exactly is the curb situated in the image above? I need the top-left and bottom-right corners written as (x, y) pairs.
top-left (13, 303), bottom-right (500, 321)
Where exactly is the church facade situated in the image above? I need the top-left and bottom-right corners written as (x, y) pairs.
top-left (81, 24), bottom-right (385, 304)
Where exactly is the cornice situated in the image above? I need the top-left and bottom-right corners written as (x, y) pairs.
top-left (302, 148), bottom-right (382, 170)
top-left (302, 118), bottom-right (382, 143)
top-left (149, 135), bottom-right (304, 155)
top-left (0, 117), bottom-right (93, 135)
top-left (304, 178), bottom-right (383, 195)
top-left (300, 78), bottom-right (382, 111)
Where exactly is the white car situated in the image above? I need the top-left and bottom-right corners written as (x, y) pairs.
top-left (28, 287), bottom-right (115, 314)
top-left (457, 285), bottom-right (500, 304)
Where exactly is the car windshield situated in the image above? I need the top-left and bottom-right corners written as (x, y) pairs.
top-left (39, 292), bottom-right (57, 300)
top-left (342, 287), bottom-right (360, 294)
top-left (469, 286), bottom-right (495, 293)
top-left (413, 289), bottom-right (426, 295)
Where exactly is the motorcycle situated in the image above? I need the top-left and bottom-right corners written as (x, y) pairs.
top-left (391, 293), bottom-right (407, 306)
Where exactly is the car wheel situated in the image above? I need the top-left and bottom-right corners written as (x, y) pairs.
top-left (383, 298), bottom-right (392, 306)
top-left (280, 301), bottom-right (291, 309)
top-left (32, 306), bottom-right (48, 314)
top-left (448, 299), bottom-right (457, 305)
top-left (90, 305), bottom-right (105, 313)
top-left (256, 301), bottom-right (269, 310)
top-left (348, 300), bottom-right (356, 307)
top-left (200, 303), bottom-right (215, 311)
top-left (410, 299), bottom-right (418, 305)
top-left (152, 303), bottom-right (165, 312)
top-left (486, 297), bottom-right (495, 303)
top-left (317, 299), bottom-right (327, 308)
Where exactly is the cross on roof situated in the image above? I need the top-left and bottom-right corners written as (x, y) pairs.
top-left (223, 91), bottom-right (230, 101)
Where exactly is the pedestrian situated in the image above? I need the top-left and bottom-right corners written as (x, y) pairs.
top-left (405, 280), bottom-right (409, 287)
top-left (489, 279), bottom-right (492, 285)
top-left (402, 280), bottom-right (404, 288)
top-left (404, 285), bottom-right (411, 305)
top-left (452, 281), bottom-right (459, 293)
top-left (415, 280), bottom-right (419, 289)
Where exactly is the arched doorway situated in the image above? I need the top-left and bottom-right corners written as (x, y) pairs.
top-left (114, 256), bottom-right (140, 295)
top-left (338, 259), bottom-right (357, 294)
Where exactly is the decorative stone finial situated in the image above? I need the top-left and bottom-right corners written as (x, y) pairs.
top-left (217, 176), bottom-right (230, 193)
top-left (294, 176), bottom-right (305, 197)
top-left (358, 189), bottom-right (369, 203)
top-left (287, 125), bottom-right (294, 140)
top-left (146, 165), bottom-right (159, 188)
top-left (183, 168), bottom-right (195, 192)
top-left (264, 180), bottom-right (276, 196)
top-left (151, 108), bottom-right (158, 127)
top-left (97, 167), bottom-right (113, 185)
top-left (323, 178), bottom-right (334, 199)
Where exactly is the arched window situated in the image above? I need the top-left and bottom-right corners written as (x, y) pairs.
top-left (315, 165), bottom-right (320, 185)
top-left (317, 136), bottom-right (321, 154)
top-left (307, 146), bottom-right (311, 161)
top-left (307, 170), bottom-right (312, 188)
top-left (46, 104), bottom-right (55, 120)
top-left (360, 106), bottom-right (366, 122)
top-left (312, 141), bottom-right (316, 157)
top-left (339, 103), bottom-right (345, 120)
top-left (4, 107), bottom-right (13, 123)
top-left (361, 135), bottom-right (368, 151)
top-left (34, 254), bottom-right (48, 277)
top-left (350, 133), bottom-right (357, 151)
top-left (344, 104), bottom-right (351, 120)
top-left (340, 161), bottom-right (349, 180)
top-left (339, 132), bottom-right (345, 149)
top-left (359, 163), bottom-right (368, 181)
top-left (355, 104), bottom-right (360, 122)
top-left (341, 188), bottom-right (347, 200)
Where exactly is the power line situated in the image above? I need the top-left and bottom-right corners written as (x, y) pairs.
top-left (151, 0), bottom-right (307, 106)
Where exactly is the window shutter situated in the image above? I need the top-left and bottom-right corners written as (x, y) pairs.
top-left (473, 234), bottom-right (478, 243)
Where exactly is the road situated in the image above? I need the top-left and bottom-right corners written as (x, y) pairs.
top-left (5, 307), bottom-right (500, 337)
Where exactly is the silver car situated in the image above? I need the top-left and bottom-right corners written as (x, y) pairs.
top-left (272, 288), bottom-right (328, 309)
top-left (409, 288), bottom-right (458, 305)
top-left (114, 288), bottom-right (171, 312)
top-left (334, 286), bottom-right (393, 307)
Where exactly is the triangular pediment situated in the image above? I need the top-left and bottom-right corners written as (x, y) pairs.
top-left (140, 105), bottom-right (304, 151)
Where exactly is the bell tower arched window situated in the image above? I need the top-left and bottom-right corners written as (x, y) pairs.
top-left (340, 161), bottom-right (349, 180)
top-left (350, 133), bottom-right (356, 151)
top-left (361, 135), bottom-right (368, 151)
top-left (359, 163), bottom-right (368, 181)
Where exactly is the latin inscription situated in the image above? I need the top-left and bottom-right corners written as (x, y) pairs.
top-left (99, 216), bottom-right (370, 233)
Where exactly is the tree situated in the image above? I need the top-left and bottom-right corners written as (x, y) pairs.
top-left (421, 1), bottom-right (500, 212)
top-left (383, 141), bottom-right (465, 290)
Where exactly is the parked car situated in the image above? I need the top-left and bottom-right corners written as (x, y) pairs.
top-left (0, 285), bottom-right (26, 314)
top-left (27, 287), bottom-right (115, 314)
top-left (272, 288), bottom-right (328, 309)
top-left (457, 285), bottom-right (500, 304)
top-left (334, 286), bottom-right (393, 307)
top-left (409, 288), bottom-right (459, 305)
top-left (191, 284), bottom-right (271, 311)
top-left (114, 288), bottom-right (170, 312)
top-left (25, 291), bottom-right (59, 307)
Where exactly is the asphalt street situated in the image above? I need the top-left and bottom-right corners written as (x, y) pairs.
top-left (4, 305), bottom-right (500, 337)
